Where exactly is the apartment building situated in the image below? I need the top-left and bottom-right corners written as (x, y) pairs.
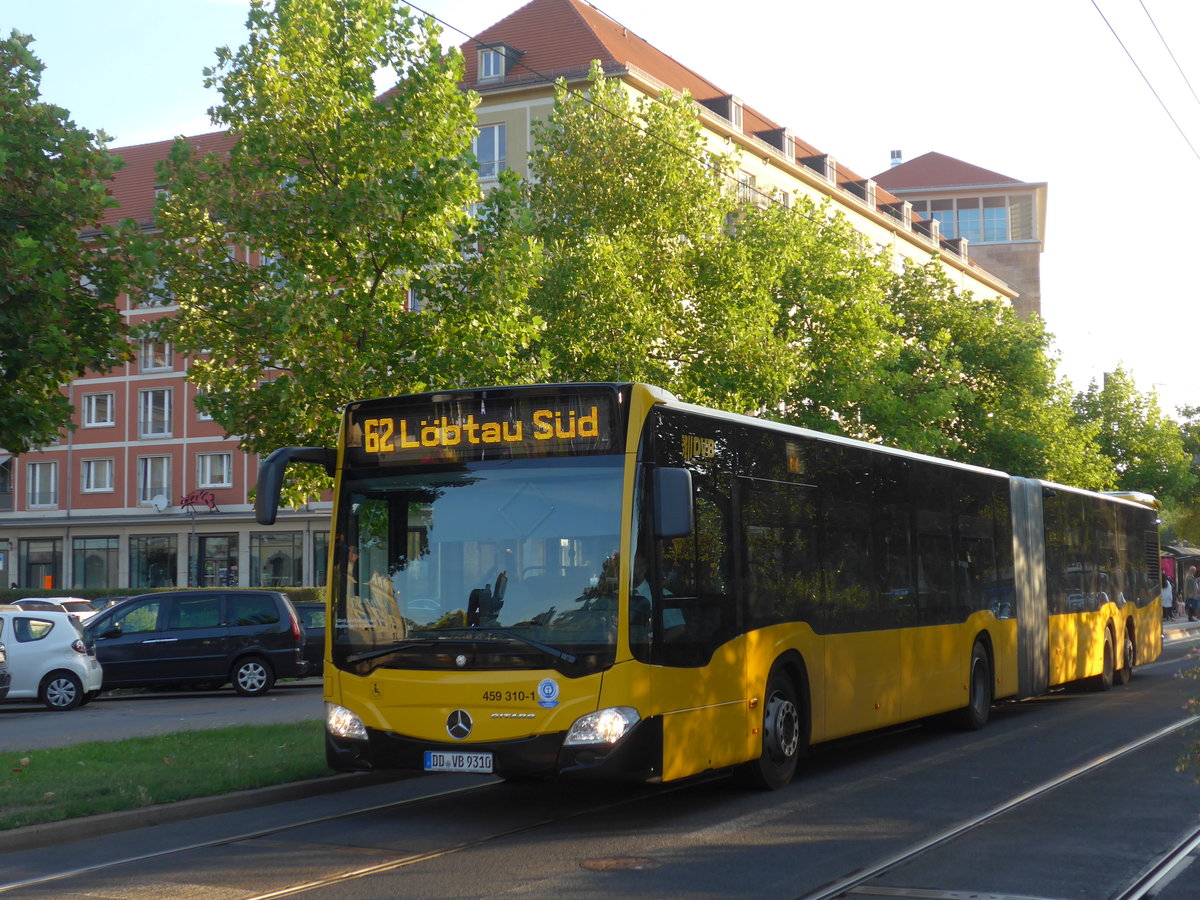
top-left (0, 0), bottom-right (1018, 590)
top-left (874, 151), bottom-right (1047, 319)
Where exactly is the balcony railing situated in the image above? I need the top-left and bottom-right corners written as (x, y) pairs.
top-left (477, 158), bottom-right (507, 180)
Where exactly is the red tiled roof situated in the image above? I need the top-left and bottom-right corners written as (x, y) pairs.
top-left (460, 0), bottom-right (893, 200)
top-left (103, 130), bottom-right (236, 227)
top-left (105, 2), bottom-right (913, 237)
top-left (873, 151), bottom-right (1020, 191)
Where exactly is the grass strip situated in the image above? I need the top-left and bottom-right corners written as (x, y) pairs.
top-left (0, 721), bottom-right (328, 831)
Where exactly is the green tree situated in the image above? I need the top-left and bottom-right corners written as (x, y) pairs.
top-left (521, 67), bottom-right (793, 414)
top-left (1072, 366), bottom-right (1195, 501)
top-left (0, 31), bottom-right (138, 453)
top-left (879, 260), bottom-right (1112, 487)
top-left (152, 0), bottom-right (542, 503)
top-left (743, 202), bottom-right (902, 438)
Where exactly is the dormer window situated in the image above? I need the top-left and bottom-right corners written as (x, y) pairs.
top-left (480, 48), bottom-right (505, 81)
top-left (478, 42), bottom-right (520, 84)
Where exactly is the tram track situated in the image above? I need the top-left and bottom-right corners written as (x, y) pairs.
top-left (795, 715), bottom-right (1200, 900)
top-left (0, 769), bottom-right (722, 898)
top-left (0, 781), bottom-right (498, 895)
top-left (2, 657), bottom-right (1197, 899)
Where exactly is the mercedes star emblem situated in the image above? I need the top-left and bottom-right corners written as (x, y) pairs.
top-left (446, 709), bottom-right (473, 740)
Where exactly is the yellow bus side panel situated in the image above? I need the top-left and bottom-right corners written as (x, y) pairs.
top-left (652, 641), bottom-right (752, 782)
top-left (989, 616), bottom-right (1020, 700)
top-left (331, 667), bottom-right (604, 744)
top-left (900, 624), bottom-right (972, 721)
top-left (1048, 611), bottom-right (1106, 685)
top-left (1130, 603), bottom-right (1163, 666)
top-left (823, 630), bottom-right (901, 741)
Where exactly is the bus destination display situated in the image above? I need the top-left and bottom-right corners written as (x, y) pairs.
top-left (345, 391), bottom-right (620, 464)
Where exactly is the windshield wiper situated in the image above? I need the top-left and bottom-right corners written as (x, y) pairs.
top-left (434, 627), bottom-right (578, 664)
top-left (346, 641), bottom-right (434, 666)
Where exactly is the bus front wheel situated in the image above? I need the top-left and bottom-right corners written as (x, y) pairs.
top-left (745, 665), bottom-right (805, 790)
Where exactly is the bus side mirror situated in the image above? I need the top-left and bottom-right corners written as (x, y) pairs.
top-left (255, 447), bottom-right (337, 525)
top-left (653, 467), bottom-right (693, 539)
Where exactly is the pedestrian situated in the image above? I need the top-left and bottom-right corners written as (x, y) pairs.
top-left (1161, 574), bottom-right (1175, 620)
top-left (1185, 565), bottom-right (1198, 622)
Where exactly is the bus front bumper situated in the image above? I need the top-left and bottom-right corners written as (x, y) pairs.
top-left (326, 716), bottom-right (663, 783)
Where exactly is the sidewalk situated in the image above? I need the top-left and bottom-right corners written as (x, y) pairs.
top-left (1163, 615), bottom-right (1200, 643)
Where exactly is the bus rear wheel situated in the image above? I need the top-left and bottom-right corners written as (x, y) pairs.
top-left (744, 665), bottom-right (805, 790)
top-left (956, 641), bottom-right (992, 731)
top-left (1092, 628), bottom-right (1115, 692)
top-left (1114, 627), bottom-right (1134, 686)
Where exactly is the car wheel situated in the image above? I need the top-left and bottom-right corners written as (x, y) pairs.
top-left (40, 671), bottom-right (83, 710)
top-left (232, 656), bottom-right (275, 696)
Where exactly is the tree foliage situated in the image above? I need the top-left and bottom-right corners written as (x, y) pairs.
top-left (1072, 366), bottom-right (1195, 501)
top-left (521, 67), bottom-right (793, 413)
top-left (878, 260), bottom-right (1112, 488)
top-left (153, 0), bottom-right (542, 502)
top-left (0, 31), bottom-right (137, 453)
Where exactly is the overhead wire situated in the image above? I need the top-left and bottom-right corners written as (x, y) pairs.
top-left (1090, 0), bottom-right (1200, 162)
top-left (1138, 0), bottom-right (1200, 109)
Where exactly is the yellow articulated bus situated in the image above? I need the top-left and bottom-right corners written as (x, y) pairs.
top-left (256, 383), bottom-right (1162, 789)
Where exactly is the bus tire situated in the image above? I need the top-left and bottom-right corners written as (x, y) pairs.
top-left (744, 663), bottom-right (805, 790)
top-left (1092, 628), bottom-right (1115, 692)
top-left (956, 640), bottom-right (992, 731)
top-left (1114, 625), bottom-right (1134, 686)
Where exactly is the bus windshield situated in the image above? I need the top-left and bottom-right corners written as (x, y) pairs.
top-left (333, 456), bottom-right (624, 677)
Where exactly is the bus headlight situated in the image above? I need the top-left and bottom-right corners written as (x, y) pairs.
top-left (564, 707), bottom-right (641, 746)
top-left (326, 702), bottom-right (368, 741)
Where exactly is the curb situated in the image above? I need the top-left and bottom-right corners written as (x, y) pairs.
top-left (2, 769), bottom-right (410, 854)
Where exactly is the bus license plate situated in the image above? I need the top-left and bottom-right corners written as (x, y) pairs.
top-left (423, 750), bottom-right (493, 773)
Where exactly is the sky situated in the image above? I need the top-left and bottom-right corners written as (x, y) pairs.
top-left (7, 0), bottom-right (1200, 417)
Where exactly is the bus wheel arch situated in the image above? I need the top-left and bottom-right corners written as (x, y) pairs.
top-left (956, 635), bottom-right (993, 731)
top-left (743, 652), bottom-right (810, 790)
top-left (1114, 620), bottom-right (1134, 686)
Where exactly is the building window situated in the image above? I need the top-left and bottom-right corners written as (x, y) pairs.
top-left (251, 532), bottom-right (302, 587)
top-left (983, 196), bottom-right (1009, 242)
top-left (27, 461), bottom-right (57, 508)
top-left (198, 534), bottom-right (238, 587)
top-left (926, 199), bottom-right (955, 238)
top-left (139, 339), bottom-right (172, 372)
top-left (193, 389), bottom-right (214, 422)
top-left (955, 198), bottom-right (981, 243)
top-left (0, 457), bottom-right (11, 512)
top-left (914, 196), bottom-right (1027, 245)
top-left (83, 392), bottom-right (115, 427)
top-left (139, 388), bottom-right (172, 438)
top-left (143, 273), bottom-right (173, 307)
top-left (197, 452), bottom-right (233, 488)
top-left (479, 47), bottom-right (506, 82)
top-left (137, 455), bottom-right (171, 505)
top-left (73, 536), bottom-right (119, 589)
top-left (473, 123), bottom-right (506, 180)
top-left (130, 534), bottom-right (177, 588)
top-left (81, 458), bottom-right (115, 493)
top-left (20, 537), bottom-right (63, 590)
